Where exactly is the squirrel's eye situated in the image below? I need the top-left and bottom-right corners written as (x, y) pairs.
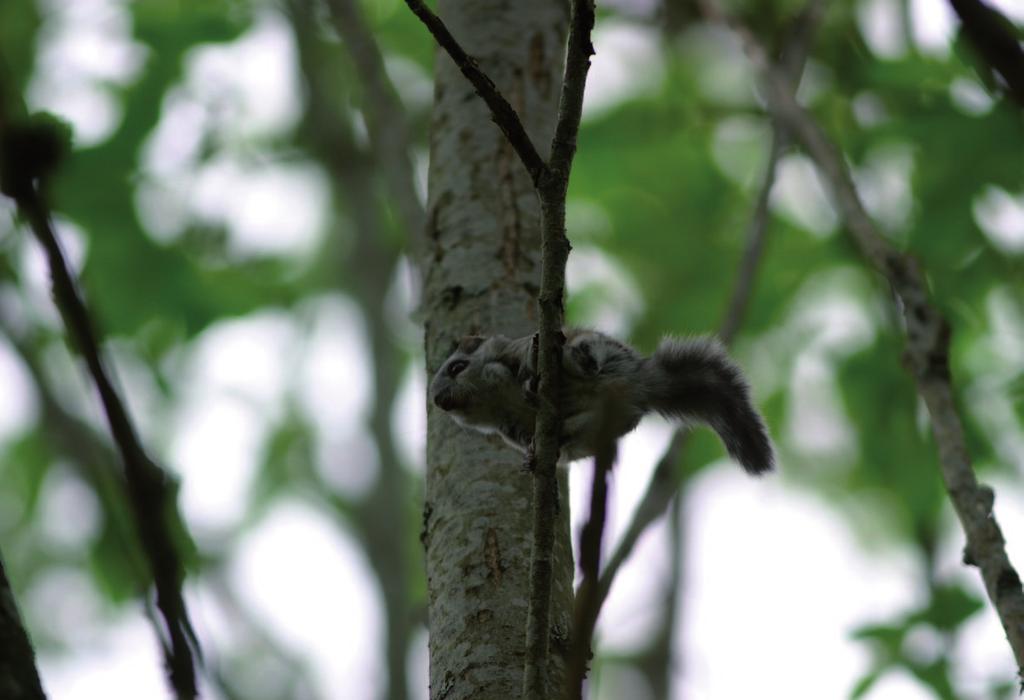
top-left (447, 360), bottom-right (469, 377)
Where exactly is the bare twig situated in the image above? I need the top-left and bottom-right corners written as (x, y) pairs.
top-left (401, 0), bottom-right (549, 185)
top-left (592, 0), bottom-right (823, 622)
top-left (711, 0), bottom-right (1024, 676)
top-left (594, 432), bottom-right (687, 612)
top-left (524, 2), bottom-right (595, 696)
top-left (322, 0), bottom-right (426, 257)
top-left (548, 0), bottom-right (596, 178)
top-left (948, 0), bottom-right (1024, 108)
top-left (625, 491), bottom-right (686, 697)
top-left (565, 402), bottom-right (618, 700)
top-left (0, 553), bottom-right (46, 700)
top-left (1, 297), bottom-right (216, 697)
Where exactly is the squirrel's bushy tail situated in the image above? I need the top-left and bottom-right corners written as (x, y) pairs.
top-left (644, 337), bottom-right (774, 475)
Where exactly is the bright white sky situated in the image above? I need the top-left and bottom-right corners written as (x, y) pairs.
top-left (5, 0), bottom-right (1024, 698)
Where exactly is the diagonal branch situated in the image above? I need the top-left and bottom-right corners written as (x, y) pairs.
top-left (592, 0), bottom-right (823, 622)
top-left (0, 551), bottom-right (46, 700)
top-left (17, 191), bottom-right (201, 699)
top-left (402, 0), bottom-right (549, 185)
top-left (0, 316), bottom-right (152, 589)
top-left (0, 76), bottom-right (201, 696)
top-left (947, 0), bottom-right (1024, 108)
top-left (0, 103), bottom-right (200, 696)
top-left (710, 0), bottom-right (1024, 676)
top-left (594, 432), bottom-right (687, 613)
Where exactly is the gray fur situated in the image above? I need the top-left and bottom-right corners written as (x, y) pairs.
top-left (429, 329), bottom-right (774, 474)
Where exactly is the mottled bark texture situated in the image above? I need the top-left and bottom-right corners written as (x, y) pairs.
top-left (421, 2), bottom-right (573, 698)
top-left (0, 555), bottom-right (46, 700)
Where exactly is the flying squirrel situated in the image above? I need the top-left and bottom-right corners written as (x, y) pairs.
top-left (429, 328), bottom-right (774, 475)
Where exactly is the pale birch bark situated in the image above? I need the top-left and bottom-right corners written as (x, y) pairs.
top-left (421, 2), bottom-right (573, 698)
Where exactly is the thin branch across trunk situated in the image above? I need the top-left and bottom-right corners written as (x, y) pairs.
top-left (403, 0), bottom-right (548, 184)
top-left (406, 2), bottom-right (595, 696)
top-left (414, 1), bottom-right (573, 697)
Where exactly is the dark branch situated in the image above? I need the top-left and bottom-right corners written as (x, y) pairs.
top-left (715, 130), bottom-right (781, 343)
top-left (520, 198), bottom-right (569, 699)
top-left (0, 553), bottom-right (46, 700)
top-left (0, 78), bottom-right (201, 695)
top-left (564, 401), bottom-right (617, 700)
top-left (0, 93), bottom-right (201, 697)
top-left (0, 315), bottom-right (154, 587)
top-left (402, 0), bottom-right (549, 185)
top-left (948, 0), bottom-right (1024, 108)
top-left (18, 192), bottom-right (200, 699)
top-left (549, 0), bottom-right (596, 177)
top-left (594, 432), bottom-right (687, 611)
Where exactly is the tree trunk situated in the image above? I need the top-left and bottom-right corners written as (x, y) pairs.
top-left (421, 2), bottom-right (573, 698)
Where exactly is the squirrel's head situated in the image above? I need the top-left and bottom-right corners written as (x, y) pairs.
top-left (429, 334), bottom-right (529, 431)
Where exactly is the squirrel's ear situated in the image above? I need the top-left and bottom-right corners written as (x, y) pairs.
top-left (482, 359), bottom-right (515, 382)
top-left (458, 335), bottom-right (486, 354)
top-left (491, 339), bottom-right (526, 377)
top-left (496, 351), bottom-right (521, 376)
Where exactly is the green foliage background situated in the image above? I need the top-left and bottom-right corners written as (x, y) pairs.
top-left (0, 0), bottom-right (1021, 698)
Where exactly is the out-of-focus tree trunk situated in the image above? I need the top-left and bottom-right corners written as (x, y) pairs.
top-left (286, 3), bottom-right (420, 697)
top-left (421, 2), bottom-right (573, 698)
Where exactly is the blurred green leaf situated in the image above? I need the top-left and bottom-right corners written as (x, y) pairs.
top-left (909, 584), bottom-right (984, 632)
top-left (852, 622), bottom-right (906, 658)
top-left (850, 667), bottom-right (884, 700)
top-left (906, 657), bottom-right (958, 700)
